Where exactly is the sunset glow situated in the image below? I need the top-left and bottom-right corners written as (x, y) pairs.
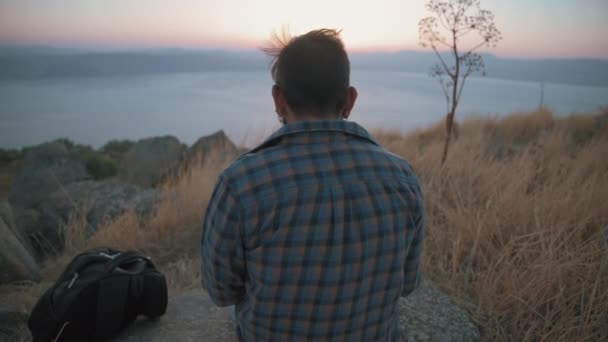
top-left (1, 0), bottom-right (607, 58)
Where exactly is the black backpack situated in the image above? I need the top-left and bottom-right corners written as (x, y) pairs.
top-left (28, 247), bottom-right (168, 342)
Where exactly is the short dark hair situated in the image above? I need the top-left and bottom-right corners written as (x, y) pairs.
top-left (263, 29), bottom-right (350, 116)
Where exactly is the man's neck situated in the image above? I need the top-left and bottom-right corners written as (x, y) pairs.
top-left (286, 112), bottom-right (342, 124)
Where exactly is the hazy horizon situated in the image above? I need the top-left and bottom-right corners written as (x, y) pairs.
top-left (2, 45), bottom-right (607, 88)
top-left (2, 43), bottom-right (608, 62)
top-left (1, 0), bottom-right (607, 59)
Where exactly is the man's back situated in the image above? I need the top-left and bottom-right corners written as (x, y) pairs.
top-left (201, 120), bottom-right (424, 341)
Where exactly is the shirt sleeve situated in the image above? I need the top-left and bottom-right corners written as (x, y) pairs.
top-left (201, 175), bottom-right (246, 306)
top-left (401, 192), bottom-right (424, 297)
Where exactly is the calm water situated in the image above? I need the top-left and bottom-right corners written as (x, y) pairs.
top-left (1, 71), bottom-right (607, 148)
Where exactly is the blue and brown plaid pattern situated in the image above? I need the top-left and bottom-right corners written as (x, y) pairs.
top-left (201, 120), bottom-right (424, 341)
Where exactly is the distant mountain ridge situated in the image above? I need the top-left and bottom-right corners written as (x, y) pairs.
top-left (0, 45), bottom-right (607, 87)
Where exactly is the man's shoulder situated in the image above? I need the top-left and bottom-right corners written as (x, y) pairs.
top-left (219, 141), bottom-right (420, 192)
top-left (364, 143), bottom-right (419, 181)
top-left (217, 147), bottom-right (280, 187)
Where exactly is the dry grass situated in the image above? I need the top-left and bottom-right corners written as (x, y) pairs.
top-left (376, 108), bottom-right (608, 341)
top-left (3, 108), bottom-right (607, 341)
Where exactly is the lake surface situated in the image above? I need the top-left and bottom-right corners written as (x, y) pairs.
top-left (1, 71), bottom-right (607, 148)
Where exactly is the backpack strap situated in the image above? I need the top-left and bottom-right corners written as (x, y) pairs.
top-left (95, 251), bottom-right (152, 338)
top-left (95, 275), bottom-right (132, 338)
top-left (103, 251), bottom-right (155, 273)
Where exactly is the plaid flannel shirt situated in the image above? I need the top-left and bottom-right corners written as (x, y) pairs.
top-left (201, 120), bottom-right (424, 341)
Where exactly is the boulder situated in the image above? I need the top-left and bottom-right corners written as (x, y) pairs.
top-left (120, 136), bottom-right (185, 187)
top-left (0, 200), bottom-right (16, 235)
top-left (8, 141), bottom-right (90, 208)
top-left (13, 180), bottom-right (158, 258)
top-left (0, 216), bottom-right (41, 284)
top-left (1, 201), bottom-right (38, 259)
top-left (113, 280), bottom-right (479, 342)
top-left (12, 207), bottom-right (45, 255)
top-left (185, 131), bottom-right (238, 167)
top-left (43, 180), bottom-right (159, 233)
top-left (0, 304), bottom-right (28, 340)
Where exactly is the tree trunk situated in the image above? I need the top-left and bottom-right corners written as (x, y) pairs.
top-left (441, 28), bottom-right (460, 165)
top-left (441, 110), bottom-right (455, 165)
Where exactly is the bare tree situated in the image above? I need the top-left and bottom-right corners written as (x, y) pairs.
top-left (419, 0), bottom-right (501, 164)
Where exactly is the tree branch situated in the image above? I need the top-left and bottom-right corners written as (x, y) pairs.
top-left (466, 40), bottom-right (488, 54)
top-left (456, 26), bottom-right (475, 37)
top-left (437, 12), bottom-right (452, 30)
top-left (429, 30), bottom-right (452, 48)
top-left (432, 45), bottom-right (454, 78)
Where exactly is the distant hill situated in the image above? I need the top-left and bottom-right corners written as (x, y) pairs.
top-left (0, 45), bottom-right (606, 87)
top-left (350, 51), bottom-right (608, 87)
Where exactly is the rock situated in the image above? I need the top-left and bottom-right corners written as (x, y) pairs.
top-left (0, 305), bottom-right (28, 340)
top-left (185, 131), bottom-right (238, 167)
top-left (0, 201), bottom-right (16, 235)
top-left (120, 136), bottom-right (185, 187)
top-left (47, 180), bottom-right (159, 232)
top-left (13, 205), bottom-right (64, 258)
top-left (12, 207), bottom-right (44, 255)
top-left (13, 180), bottom-right (158, 258)
top-left (8, 141), bottom-right (90, 208)
top-left (112, 280), bottom-right (479, 342)
top-left (0, 216), bottom-right (41, 284)
top-left (397, 279), bottom-right (480, 341)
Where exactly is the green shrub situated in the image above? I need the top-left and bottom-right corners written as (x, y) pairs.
top-left (101, 139), bottom-right (134, 162)
top-left (0, 148), bottom-right (22, 163)
top-left (55, 140), bottom-right (120, 180)
top-left (85, 154), bottom-right (118, 180)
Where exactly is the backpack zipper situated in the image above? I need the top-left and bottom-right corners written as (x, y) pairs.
top-left (67, 272), bottom-right (79, 289)
top-left (52, 321), bottom-right (70, 342)
top-left (99, 252), bottom-right (121, 259)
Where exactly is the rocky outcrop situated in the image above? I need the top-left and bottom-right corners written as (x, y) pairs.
top-left (185, 131), bottom-right (238, 167)
top-left (14, 180), bottom-right (158, 257)
top-left (3, 132), bottom-right (239, 265)
top-left (113, 280), bottom-right (479, 342)
top-left (120, 136), bottom-right (185, 187)
top-left (0, 215), bottom-right (40, 283)
top-left (0, 201), bottom-right (16, 233)
top-left (8, 141), bottom-right (90, 208)
top-left (42, 180), bottom-right (158, 234)
top-left (0, 201), bottom-right (25, 248)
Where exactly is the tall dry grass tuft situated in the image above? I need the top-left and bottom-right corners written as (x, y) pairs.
top-left (375, 108), bottom-right (608, 341)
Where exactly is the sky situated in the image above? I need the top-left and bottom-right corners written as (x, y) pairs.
top-left (0, 0), bottom-right (607, 59)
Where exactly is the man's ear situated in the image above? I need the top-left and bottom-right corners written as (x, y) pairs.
top-left (272, 85), bottom-right (286, 115)
top-left (342, 86), bottom-right (358, 119)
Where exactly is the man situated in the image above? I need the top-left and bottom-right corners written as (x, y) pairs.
top-left (201, 29), bottom-right (424, 341)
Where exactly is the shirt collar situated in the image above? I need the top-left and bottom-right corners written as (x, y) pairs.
top-left (250, 120), bottom-right (378, 153)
